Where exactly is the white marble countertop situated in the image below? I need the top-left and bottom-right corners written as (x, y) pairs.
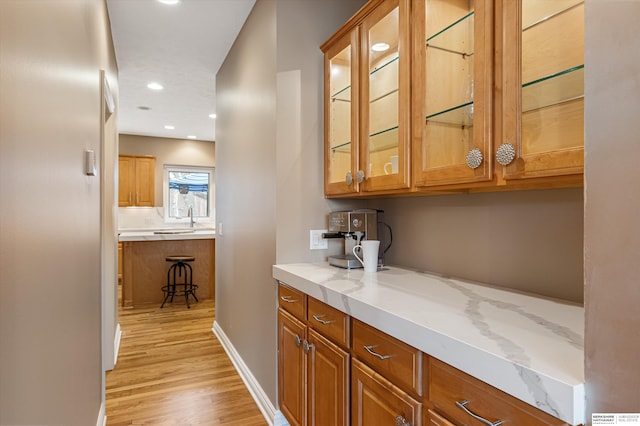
top-left (118, 228), bottom-right (215, 242)
top-left (272, 262), bottom-right (584, 425)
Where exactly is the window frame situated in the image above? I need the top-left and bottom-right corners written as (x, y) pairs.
top-left (162, 164), bottom-right (215, 225)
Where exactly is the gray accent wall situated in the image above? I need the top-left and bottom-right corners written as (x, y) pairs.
top-left (0, 0), bottom-right (118, 424)
top-left (215, 0), bottom-right (366, 406)
top-left (375, 188), bottom-right (584, 303)
top-left (584, 0), bottom-right (640, 416)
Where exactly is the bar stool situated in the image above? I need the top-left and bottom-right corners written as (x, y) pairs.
top-left (161, 255), bottom-right (199, 308)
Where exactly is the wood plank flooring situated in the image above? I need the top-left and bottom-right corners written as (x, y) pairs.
top-left (106, 298), bottom-right (268, 426)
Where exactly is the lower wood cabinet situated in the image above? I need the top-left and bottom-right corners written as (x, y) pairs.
top-left (426, 409), bottom-right (455, 426)
top-left (351, 358), bottom-right (421, 426)
top-left (277, 282), bottom-right (570, 426)
top-left (278, 309), bottom-right (306, 426)
top-left (307, 328), bottom-right (350, 426)
top-left (427, 357), bottom-right (568, 426)
top-left (278, 293), bottom-right (350, 426)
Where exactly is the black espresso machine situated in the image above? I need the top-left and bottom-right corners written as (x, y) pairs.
top-left (322, 209), bottom-right (391, 269)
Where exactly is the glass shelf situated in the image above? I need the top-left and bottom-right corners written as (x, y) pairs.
top-left (369, 126), bottom-right (398, 152)
top-left (331, 85), bottom-right (351, 102)
top-left (424, 65), bottom-right (584, 126)
top-left (426, 11), bottom-right (474, 58)
top-left (425, 101), bottom-right (473, 126)
top-left (523, 65), bottom-right (584, 113)
top-left (331, 56), bottom-right (398, 101)
top-left (331, 141), bottom-right (351, 153)
top-left (523, 1), bottom-right (583, 33)
top-left (331, 125), bottom-right (399, 153)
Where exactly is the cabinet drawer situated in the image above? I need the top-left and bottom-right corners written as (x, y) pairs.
top-left (429, 357), bottom-right (567, 426)
top-left (307, 297), bottom-right (349, 349)
top-left (278, 283), bottom-right (307, 321)
top-left (352, 319), bottom-right (422, 397)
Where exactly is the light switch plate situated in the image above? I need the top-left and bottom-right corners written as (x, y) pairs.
top-left (310, 229), bottom-right (328, 250)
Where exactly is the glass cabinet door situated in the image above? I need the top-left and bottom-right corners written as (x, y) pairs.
top-left (412, 0), bottom-right (493, 188)
top-left (360, 0), bottom-right (410, 192)
top-left (501, 0), bottom-right (584, 180)
top-left (324, 30), bottom-right (359, 196)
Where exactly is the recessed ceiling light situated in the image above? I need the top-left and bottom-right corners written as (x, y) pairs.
top-left (187, 135), bottom-right (197, 139)
top-left (157, 0), bottom-right (180, 5)
top-left (164, 125), bottom-right (175, 130)
top-left (371, 42), bottom-right (390, 52)
top-left (147, 82), bottom-right (164, 90)
top-left (209, 113), bottom-right (217, 119)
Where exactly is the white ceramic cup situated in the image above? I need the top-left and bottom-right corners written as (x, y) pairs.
top-left (353, 240), bottom-right (380, 272)
top-left (384, 155), bottom-right (398, 175)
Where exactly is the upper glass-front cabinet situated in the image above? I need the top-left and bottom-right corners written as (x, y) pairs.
top-left (325, 29), bottom-right (359, 196)
top-left (322, 0), bottom-right (410, 197)
top-left (501, 0), bottom-right (584, 180)
top-left (360, 0), bottom-right (410, 192)
top-left (412, 0), bottom-right (493, 187)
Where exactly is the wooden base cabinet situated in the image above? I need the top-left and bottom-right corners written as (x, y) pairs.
top-left (277, 283), bottom-right (350, 426)
top-left (427, 356), bottom-right (569, 426)
top-left (278, 309), bottom-right (307, 426)
top-left (352, 358), bottom-right (421, 426)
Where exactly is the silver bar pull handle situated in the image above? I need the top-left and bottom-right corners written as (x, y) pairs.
top-left (363, 345), bottom-right (392, 360)
top-left (280, 295), bottom-right (297, 303)
top-left (293, 334), bottom-right (302, 348)
top-left (455, 400), bottom-right (503, 426)
top-left (312, 315), bottom-right (333, 325)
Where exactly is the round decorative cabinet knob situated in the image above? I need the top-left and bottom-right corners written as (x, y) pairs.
top-left (356, 170), bottom-right (365, 183)
top-left (496, 143), bottom-right (516, 166)
top-left (345, 171), bottom-right (353, 185)
top-left (465, 148), bottom-right (483, 169)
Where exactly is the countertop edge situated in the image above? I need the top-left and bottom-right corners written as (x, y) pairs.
top-left (272, 263), bottom-right (585, 425)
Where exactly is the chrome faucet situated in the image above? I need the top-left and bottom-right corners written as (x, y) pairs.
top-left (188, 206), bottom-right (196, 228)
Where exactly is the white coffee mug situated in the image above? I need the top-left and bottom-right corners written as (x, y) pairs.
top-left (384, 155), bottom-right (398, 175)
top-left (353, 240), bottom-right (380, 272)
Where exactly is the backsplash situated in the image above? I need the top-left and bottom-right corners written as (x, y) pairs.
top-left (118, 207), bottom-right (214, 230)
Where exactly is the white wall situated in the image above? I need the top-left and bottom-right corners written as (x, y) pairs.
top-left (584, 0), bottom-right (640, 416)
top-left (0, 0), bottom-right (117, 424)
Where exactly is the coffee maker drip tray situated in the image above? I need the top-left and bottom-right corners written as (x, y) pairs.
top-left (328, 254), bottom-right (363, 269)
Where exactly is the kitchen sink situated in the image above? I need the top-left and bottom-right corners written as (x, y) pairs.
top-left (153, 229), bottom-right (196, 234)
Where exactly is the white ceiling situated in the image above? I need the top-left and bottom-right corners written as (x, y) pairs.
top-left (106, 0), bottom-right (256, 142)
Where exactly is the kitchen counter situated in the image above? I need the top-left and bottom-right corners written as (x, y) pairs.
top-left (119, 230), bottom-right (215, 307)
top-left (119, 228), bottom-right (215, 242)
top-left (272, 262), bottom-right (584, 425)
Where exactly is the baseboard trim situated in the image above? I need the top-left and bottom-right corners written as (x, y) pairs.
top-left (213, 321), bottom-right (286, 426)
top-left (96, 401), bottom-right (106, 426)
top-left (113, 323), bottom-right (122, 367)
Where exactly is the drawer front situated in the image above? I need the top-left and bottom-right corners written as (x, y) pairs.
top-left (352, 319), bottom-right (422, 397)
top-left (429, 357), bottom-right (568, 426)
top-left (307, 297), bottom-right (350, 348)
top-left (278, 282), bottom-right (307, 321)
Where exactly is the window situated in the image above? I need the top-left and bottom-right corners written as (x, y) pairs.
top-left (163, 165), bottom-right (215, 223)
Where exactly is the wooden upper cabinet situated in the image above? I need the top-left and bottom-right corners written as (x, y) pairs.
top-left (412, 0), bottom-right (494, 188)
top-left (499, 0), bottom-right (584, 181)
top-left (118, 155), bottom-right (155, 207)
top-left (321, 0), bottom-right (411, 197)
top-left (324, 28), bottom-right (360, 196)
top-left (360, 0), bottom-right (411, 193)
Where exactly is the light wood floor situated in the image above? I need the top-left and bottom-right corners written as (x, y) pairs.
top-left (106, 298), bottom-right (268, 426)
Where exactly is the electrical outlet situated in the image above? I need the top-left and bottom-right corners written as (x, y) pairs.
top-left (310, 229), bottom-right (328, 250)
